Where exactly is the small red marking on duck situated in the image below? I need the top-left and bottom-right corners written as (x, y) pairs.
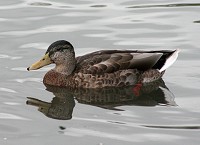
top-left (132, 83), bottom-right (142, 97)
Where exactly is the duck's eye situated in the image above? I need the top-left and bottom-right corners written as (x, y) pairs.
top-left (57, 48), bottom-right (61, 51)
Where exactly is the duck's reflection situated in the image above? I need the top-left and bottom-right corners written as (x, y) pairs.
top-left (26, 79), bottom-right (176, 120)
top-left (27, 91), bottom-right (75, 120)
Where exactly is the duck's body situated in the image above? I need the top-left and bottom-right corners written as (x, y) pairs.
top-left (27, 40), bottom-right (179, 88)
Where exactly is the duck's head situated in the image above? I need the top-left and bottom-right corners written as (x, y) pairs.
top-left (27, 40), bottom-right (75, 71)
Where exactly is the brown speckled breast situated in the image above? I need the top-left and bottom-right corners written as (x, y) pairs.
top-left (43, 70), bottom-right (75, 87)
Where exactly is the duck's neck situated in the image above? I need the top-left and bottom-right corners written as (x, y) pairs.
top-left (54, 63), bottom-right (75, 75)
top-left (53, 54), bottom-right (76, 76)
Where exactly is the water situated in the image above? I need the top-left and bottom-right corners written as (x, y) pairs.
top-left (0, 0), bottom-right (200, 145)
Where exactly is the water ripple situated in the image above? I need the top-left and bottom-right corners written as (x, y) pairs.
top-left (0, 113), bottom-right (30, 120)
top-left (144, 125), bottom-right (200, 130)
top-left (0, 87), bottom-right (16, 93)
top-left (127, 3), bottom-right (200, 9)
top-left (14, 78), bottom-right (42, 83)
top-left (62, 127), bottom-right (182, 142)
top-left (3, 102), bottom-right (21, 105)
top-left (0, 24), bottom-right (81, 36)
top-left (0, 54), bottom-right (22, 60)
top-left (20, 42), bottom-right (49, 50)
top-left (28, 2), bottom-right (52, 6)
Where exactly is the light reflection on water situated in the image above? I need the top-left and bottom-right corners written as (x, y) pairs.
top-left (0, 0), bottom-right (200, 145)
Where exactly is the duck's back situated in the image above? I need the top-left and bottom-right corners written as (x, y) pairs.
top-left (75, 50), bottom-right (175, 74)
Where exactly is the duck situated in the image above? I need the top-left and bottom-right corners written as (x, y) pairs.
top-left (27, 40), bottom-right (179, 88)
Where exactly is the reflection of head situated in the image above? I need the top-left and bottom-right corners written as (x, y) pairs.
top-left (39, 96), bottom-right (75, 120)
top-left (27, 93), bottom-right (75, 120)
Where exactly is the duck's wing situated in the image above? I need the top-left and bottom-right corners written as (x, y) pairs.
top-left (75, 50), bottom-right (176, 74)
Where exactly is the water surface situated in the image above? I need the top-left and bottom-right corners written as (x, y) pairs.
top-left (0, 0), bottom-right (200, 145)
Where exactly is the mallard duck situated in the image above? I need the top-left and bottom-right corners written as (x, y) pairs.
top-left (27, 40), bottom-right (179, 88)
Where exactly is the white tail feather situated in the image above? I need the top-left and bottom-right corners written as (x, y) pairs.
top-left (159, 49), bottom-right (180, 72)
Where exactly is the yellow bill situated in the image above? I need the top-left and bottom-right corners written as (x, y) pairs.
top-left (27, 53), bottom-right (52, 71)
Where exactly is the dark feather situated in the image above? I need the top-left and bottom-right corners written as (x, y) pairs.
top-left (75, 50), bottom-right (173, 74)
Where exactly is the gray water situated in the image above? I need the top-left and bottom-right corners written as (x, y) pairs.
top-left (0, 0), bottom-right (200, 145)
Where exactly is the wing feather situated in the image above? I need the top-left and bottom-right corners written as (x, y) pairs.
top-left (75, 50), bottom-right (165, 74)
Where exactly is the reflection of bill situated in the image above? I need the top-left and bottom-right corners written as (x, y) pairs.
top-left (26, 78), bottom-right (176, 120)
top-left (27, 93), bottom-right (75, 120)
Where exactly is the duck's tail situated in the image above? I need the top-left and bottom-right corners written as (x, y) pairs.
top-left (159, 49), bottom-right (180, 72)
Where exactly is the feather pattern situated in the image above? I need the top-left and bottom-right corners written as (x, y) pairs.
top-left (75, 50), bottom-right (164, 74)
